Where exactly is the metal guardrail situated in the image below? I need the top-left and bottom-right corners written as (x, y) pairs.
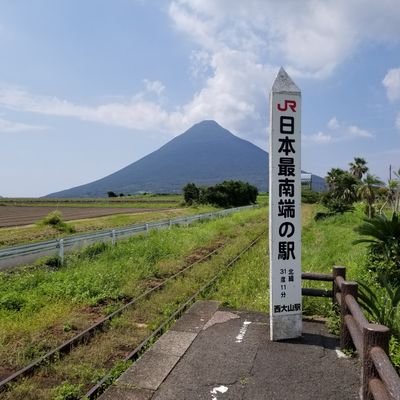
top-left (0, 205), bottom-right (258, 270)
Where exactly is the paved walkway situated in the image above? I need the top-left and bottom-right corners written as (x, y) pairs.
top-left (99, 301), bottom-right (360, 400)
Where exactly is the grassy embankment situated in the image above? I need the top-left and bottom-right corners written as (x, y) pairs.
top-left (0, 193), bottom-right (269, 248)
top-left (0, 207), bottom-right (265, 399)
top-left (0, 202), bottom-right (217, 248)
top-left (211, 203), bottom-right (366, 315)
top-left (0, 202), bottom-right (383, 399)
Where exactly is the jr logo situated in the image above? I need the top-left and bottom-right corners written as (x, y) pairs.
top-left (277, 100), bottom-right (296, 112)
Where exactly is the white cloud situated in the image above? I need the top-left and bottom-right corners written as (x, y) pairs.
top-left (327, 117), bottom-right (340, 130)
top-left (383, 68), bottom-right (400, 101)
top-left (0, 117), bottom-right (47, 132)
top-left (170, 0), bottom-right (400, 78)
top-left (143, 79), bottom-right (165, 96)
top-left (305, 118), bottom-right (373, 144)
top-left (396, 113), bottom-right (400, 129)
top-left (2, 1), bottom-right (400, 142)
top-left (166, 0), bottom-right (400, 140)
top-left (0, 49), bottom-right (275, 141)
top-left (304, 131), bottom-right (332, 144)
top-left (348, 125), bottom-right (373, 138)
top-left (0, 86), bottom-right (174, 132)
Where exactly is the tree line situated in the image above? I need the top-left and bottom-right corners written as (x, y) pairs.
top-left (323, 157), bottom-right (400, 218)
top-left (321, 157), bottom-right (400, 347)
top-left (183, 180), bottom-right (258, 208)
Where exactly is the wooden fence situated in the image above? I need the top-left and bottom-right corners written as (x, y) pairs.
top-left (302, 266), bottom-right (400, 400)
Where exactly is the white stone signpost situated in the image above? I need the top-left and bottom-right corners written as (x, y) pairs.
top-left (269, 67), bottom-right (302, 341)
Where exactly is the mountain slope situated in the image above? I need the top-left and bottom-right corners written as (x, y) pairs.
top-left (47, 120), bottom-right (269, 197)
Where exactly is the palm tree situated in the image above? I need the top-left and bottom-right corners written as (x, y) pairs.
top-left (354, 212), bottom-right (400, 254)
top-left (357, 174), bottom-right (383, 218)
top-left (326, 168), bottom-right (346, 191)
top-left (393, 168), bottom-right (400, 212)
top-left (387, 180), bottom-right (399, 212)
top-left (353, 212), bottom-right (400, 284)
top-left (349, 157), bottom-right (368, 180)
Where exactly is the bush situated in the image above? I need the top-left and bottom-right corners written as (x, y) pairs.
top-left (323, 169), bottom-right (358, 214)
top-left (183, 183), bottom-right (200, 204)
top-left (353, 212), bottom-right (400, 284)
top-left (321, 193), bottom-right (354, 214)
top-left (0, 293), bottom-right (26, 311)
top-left (37, 211), bottom-right (75, 233)
top-left (301, 189), bottom-right (320, 204)
top-left (53, 382), bottom-right (82, 400)
top-left (183, 180), bottom-right (258, 208)
top-left (357, 277), bottom-right (400, 337)
top-left (79, 242), bottom-right (108, 259)
top-left (390, 337), bottom-right (400, 372)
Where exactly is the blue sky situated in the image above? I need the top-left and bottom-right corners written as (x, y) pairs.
top-left (1, 0), bottom-right (400, 197)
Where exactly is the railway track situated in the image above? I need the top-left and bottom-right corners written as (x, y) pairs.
top-left (0, 231), bottom-right (265, 398)
top-left (85, 231), bottom-right (265, 399)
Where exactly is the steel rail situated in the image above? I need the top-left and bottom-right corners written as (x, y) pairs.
top-left (0, 242), bottom-right (227, 392)
top-left (85, 231), bottom-right (266, 399)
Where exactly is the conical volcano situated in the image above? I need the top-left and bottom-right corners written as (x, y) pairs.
top-left (47, 120), bottom-right (269, 197)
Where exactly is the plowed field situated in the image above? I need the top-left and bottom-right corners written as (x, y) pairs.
top-left (0, 206), bottom-right (173, 227)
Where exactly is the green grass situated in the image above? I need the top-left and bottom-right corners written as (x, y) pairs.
top-left (2, 202), bottom-right (394, 399)
top-left (0, 207), bottom-right (265, 371)
top-left (301, 205), bottom-right (367, 315)
top-left (0, 207), bottom-right (266, 399)
top-left (0, 205), bottom-right (216, 248)
top-left (210, 237), bottom-right (269, 311)
top-left (210, 203), bottom-right (368, 317)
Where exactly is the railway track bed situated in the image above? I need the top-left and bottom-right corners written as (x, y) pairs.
top-left (0, 219), bottom-right (265, 399)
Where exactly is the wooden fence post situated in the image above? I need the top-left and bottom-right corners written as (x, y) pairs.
top-left (340, 281), bottom-right (357, 350)
top-left (332, 266), bottom-right (346, 306)
top-left (361, 323), bottom-right (390, 400)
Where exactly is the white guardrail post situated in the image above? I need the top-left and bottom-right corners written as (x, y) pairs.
top-left (0, 205), bottom-right (258, 270)
top-left (58, 239), bottom-right (64, 265)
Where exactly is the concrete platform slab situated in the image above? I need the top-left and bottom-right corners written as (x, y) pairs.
top-left (117, 350), bottom-right (180, 391)
top-left (99, 387), bottom-right (153, 400)
top-left (150, 330), bottom-right (197, 357)
top-left (100, 301), bottom-right (360, 400)
top-left (171, 301), bottom-right (220, 333)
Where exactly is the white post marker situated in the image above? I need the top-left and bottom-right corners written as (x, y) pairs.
top-left (269, 67), bottom-right (302, 340)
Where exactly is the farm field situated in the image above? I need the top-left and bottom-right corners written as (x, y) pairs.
top-left (0, 195), bottom-right (218, 248)
top-left (0, 195), bottom-right (182, 208)
top-left (0, 206), bottom-right (215, 248)
top-left (0, 205), bottom-right (178, 228)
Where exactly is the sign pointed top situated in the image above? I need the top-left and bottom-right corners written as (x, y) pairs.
top-left (272, 67), bottom-right (300, 94)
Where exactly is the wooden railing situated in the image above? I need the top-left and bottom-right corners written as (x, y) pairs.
top-left (302, 266), bottom-right (400, 400)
